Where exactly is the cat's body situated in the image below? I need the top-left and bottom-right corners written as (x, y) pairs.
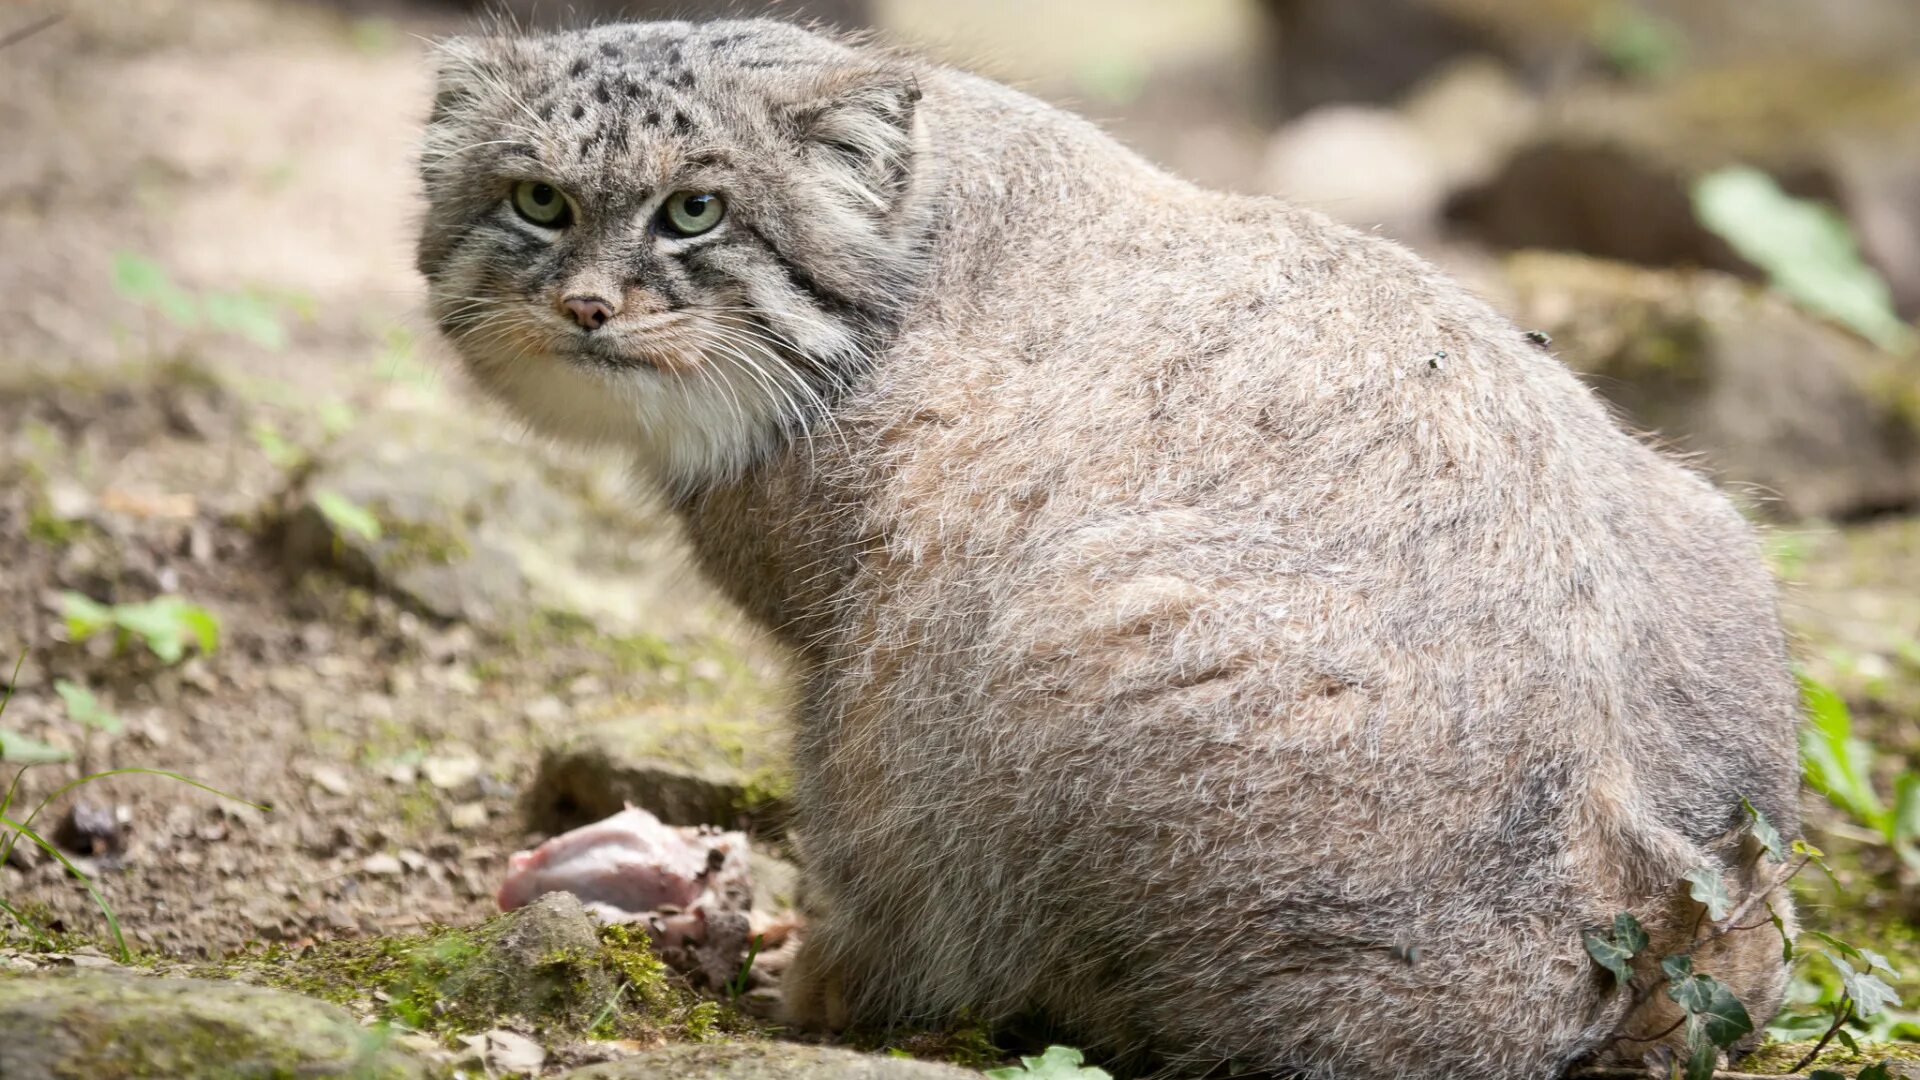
top-left (418, 21), bottom-right (1801, 1078)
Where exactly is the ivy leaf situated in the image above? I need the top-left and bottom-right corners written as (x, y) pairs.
top-left (1662, 953), bottom-right (1693, 983)
top-left (1740, 796), bottom-right (1785, 861)
top-left (1858, 1064), bottom-right (1894, 1080)
top-left (1768, 904), bottom-right (1792, 963)
top-left (1584, 912), bottom-right (1649, 986)
top-left (1680, 1021), bottom-right (1718, 1080)
top-left (1835, 1028), bottom-right (1860, 1054)
top-left (1666, 968), bottom-right (1758, 1045)
top-left (1793, 838), bottom-right (1841, 886)
top-left (1809, 1071), bottom-right (1847, 1080)
top-left (1682, 866), bottom-right (1732, 921)
top-left (1839, 964), bottom-right (1902, 1019)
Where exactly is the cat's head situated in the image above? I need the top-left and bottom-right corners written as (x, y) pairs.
top-left (416, 20), bottom-right (936, 491)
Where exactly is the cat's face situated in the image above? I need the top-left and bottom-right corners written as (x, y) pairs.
top-left (417, 20), bottom-right (933, 491)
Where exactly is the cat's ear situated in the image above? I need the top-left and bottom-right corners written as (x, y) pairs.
top-left (426, 37), bottom-right (491, 126)
top-left (784, 68), bottom-right (922, 213)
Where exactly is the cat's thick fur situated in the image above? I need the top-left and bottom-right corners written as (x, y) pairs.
top-left (418, 20), bottom-right (1802, 1078)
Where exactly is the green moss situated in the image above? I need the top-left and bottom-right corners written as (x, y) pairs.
top-left (375, 516), bottom-right (472, 570)
top-left (843, 1014), bottom-right (1007, 1070)
top-left (197, 908), bottom-right (736, 1047)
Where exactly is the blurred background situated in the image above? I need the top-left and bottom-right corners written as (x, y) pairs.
top-left (1, 0), bottom-right (1918, 1059)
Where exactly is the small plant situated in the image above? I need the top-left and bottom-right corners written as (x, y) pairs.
top-left (1799, 675), bottom-right (1920, 870)
top-left (0, 653), bottom-right (263, 959)
top-left (111, 252), bottom-right (294, 352)
top-left (62, 591), bottom-right (220, 666)
top-left (1585, 799), bottom-right (1906, 1079)
top-left (1692, 167), bottom-right (1915, 354)
top-left (313, 489), bottom-right (382, 544)
top-left (985, 1045), bottom-right (1112, 1080)
top-left (722, 933), bottom-right (763, 1003)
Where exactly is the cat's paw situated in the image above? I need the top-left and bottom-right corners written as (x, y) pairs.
top-left (779, 937), bottom-right (852, 1032)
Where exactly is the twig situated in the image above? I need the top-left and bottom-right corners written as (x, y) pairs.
top-left (1613, 1014), bottom-right (1686, 1044)
top-left (0, 11), bottom-right (63, 50)
top-left (1786, 999), bottom-right (1853, 1074)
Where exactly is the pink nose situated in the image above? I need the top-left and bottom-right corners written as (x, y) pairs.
top-left (562, 296), bottom-right (615, 330)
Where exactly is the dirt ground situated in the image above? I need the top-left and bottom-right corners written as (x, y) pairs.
top-left (3, 2), bottom-right (1919, 1072)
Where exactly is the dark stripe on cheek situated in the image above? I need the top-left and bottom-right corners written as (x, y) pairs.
top-left (740, 223), bottom-right (881, 327)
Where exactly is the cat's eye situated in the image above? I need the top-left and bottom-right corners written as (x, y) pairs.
top-left (512, 181), bottom-right (572, 228)
top-left (660, 192), bottom-right (726, 237)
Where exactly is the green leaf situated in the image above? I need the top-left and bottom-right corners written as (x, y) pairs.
top-left (1839, 964), bottom-right (1902, 1018)
top-left (1893, 772), bottom-right (1920, 850)
top-left (251, 421), bottom-right (304, 469)
top-left (1585, 912), bottom-right (1648, 986)
top-left (107, 597), bottom-right (220, 664)
top-left (1662, 953), bottom-right (1693, 983)
top-left (1768, 903), bottom-right (1793, 963)
top-left (201, 290), bottom-right (288, 351)
top-left (111, 252), bottom-right (199, 328)
top-left (1683, 866), bottom-right (1732, 922)
top-left (1858, 1064), bottom-right (1894, 1080)
top-left (985, 1046), bottom-right (1112, 1080)
top-left (1666, 972), bottom-right (1754, 1048)
top-left (1806, 930), bottom-right (1866, 966)
top-left (1797, 676), bottom-right (1890, 834)
top-left (1741, 796), bottom-right (1785, 861)
top-left (0, 730), bottom-right (70, 764)
top-left (60, 591), bottom-right (114, 642)
top-left (54, 679), bottom-right (121, 734)
top-left (1835, 1028), bottom-right (1860, 1053)
top-left (314, 490), bottom-right (382, 543)
top-left (1809, 1071), bottom-right (1847, 1080)
top-left (1680, 1022), bottom-right (1718, 1080)
top-left (1693, 167), bottom-right (1915, 353)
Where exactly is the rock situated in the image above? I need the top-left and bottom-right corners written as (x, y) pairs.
top-left (0, 972), bottom-right (429, 1079)
top-left (1256, 0), bottom-right (1920, 114)
top-left (361, 852), bottom-right (403, 876)
top-left (559, 1043), bottom-right (980, 1080)
top-left (1499, 253), bottom-right (1920, 520)
top-left (1261, 105), bottom-right (1446, 238)
top-left (477, 891), bottom-right (615, 1018)
top-left (282, 407), bottom-right (709, 633)
top-left (459, 1029), bottom-right (547, 1075)
top-left (528, 708), bottom-right (791, 832)
top-left (1446, 64), bottom-right (1920, 316)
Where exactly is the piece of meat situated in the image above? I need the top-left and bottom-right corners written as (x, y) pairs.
top-left (497, 805), bottom-right (791, 992)
top-left (497, 806), bottom-right (718, 917)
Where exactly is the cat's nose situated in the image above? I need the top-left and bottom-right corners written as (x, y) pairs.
top-left (561, 295), bottom-right (615, 331)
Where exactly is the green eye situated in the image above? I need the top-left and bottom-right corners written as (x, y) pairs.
top-left (512, 181), bottom-right (572, 227)
top-left (661, 192), bottom-right (725, 237)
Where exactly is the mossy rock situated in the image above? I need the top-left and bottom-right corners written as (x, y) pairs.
top-left (210, 893), bottom-right (723, 1044)
top-left (281, 406), bottom-right (710, 634)
top-left (1501, 253), bottom-right (1920, 520)
top-left (529, 708), bottom-right (792, 832)
top-left (0, 971), bottom-right (431, 1079)
top-left (559, 1042), bottom-right (980, 1079)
